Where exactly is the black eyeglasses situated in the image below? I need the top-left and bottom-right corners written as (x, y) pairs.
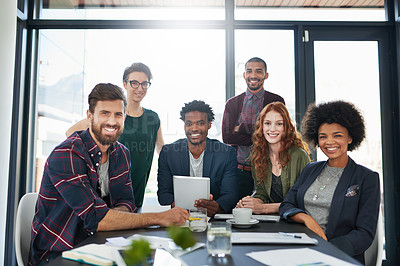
top-left (128, 80), bottom-right (151, 90)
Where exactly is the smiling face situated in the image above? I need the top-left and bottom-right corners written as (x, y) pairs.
top-left (88, 100), bottom-right (125, 150)
top-left (318, 123), bottom-right (352, 167)
top-left (123, 71), bottom-right (149, 104)
top-left (184, 111), bottom-right (211, 146)
top-left (243, 61), bottom-right (269, 93)
top-left (263, 110), bottom-right (285, 147)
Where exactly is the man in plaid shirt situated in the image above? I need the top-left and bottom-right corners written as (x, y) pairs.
top-left (29, 83), bottom-right (188, 265)
top-left (222, 57), bottom-right (285, 199)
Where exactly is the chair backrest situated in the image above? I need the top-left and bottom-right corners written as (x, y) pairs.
top-left (15, 192), bottom-right (38, 266)
top-left (365, 209), bottom-right (384, 266)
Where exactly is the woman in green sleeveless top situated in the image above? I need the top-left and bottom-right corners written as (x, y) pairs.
top-left (66, 63), bottom-right (164, 207)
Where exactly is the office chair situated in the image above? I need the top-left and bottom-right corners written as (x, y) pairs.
top-left (15, 192), bottom-right (38, 266)
top-left (365, 209), bottom-right (383, 266)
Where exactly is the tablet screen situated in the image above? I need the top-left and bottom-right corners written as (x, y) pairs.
top-left (173, 176), bottom-right (210, 211)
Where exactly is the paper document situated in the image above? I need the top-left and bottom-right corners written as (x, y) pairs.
top-left (128, 234), bottom-right (205, 257)
top-left (106, 237), bottom-right (132, 247)
top-left (113, 248), bottom-right (186, 266)
top-left (231, 232), bottom-right (318, 245)
top-left (246, 248), bottom-right (357, 266)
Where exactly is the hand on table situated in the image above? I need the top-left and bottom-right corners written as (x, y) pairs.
top-left (158, 207), bottom-right (189, 227)
top-left (236, 196), bottom-right (264, 214)
top-left (194, 194), bottom-right (222, 217)
top-left (292, 213), bottom-right (327, 241)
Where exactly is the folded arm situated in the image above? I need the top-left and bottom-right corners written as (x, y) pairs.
top-left (222, 103), bottom-right (253, 146)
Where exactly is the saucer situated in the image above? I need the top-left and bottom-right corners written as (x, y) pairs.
top-left (226, 219), bottom-right (259, 228)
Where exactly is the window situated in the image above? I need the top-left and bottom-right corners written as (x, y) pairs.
top-left (36, 29), bottom-right (226, 195)
top-left (235, 30), bottom-right (295, 118)
top-left (38, 0), bottom-right (225, 20)
top-left (235, 0), bottom-right (385, 22)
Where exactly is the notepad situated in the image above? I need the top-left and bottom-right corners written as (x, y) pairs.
top-left (247, 248), bottom-right (356, 266)
top-left (62, 244), bottom-right (118, 266)
top-left (173, 175), bottom-right (210, 211)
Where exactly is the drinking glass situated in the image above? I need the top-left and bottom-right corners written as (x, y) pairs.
top-left (207, 222), bottom-right (232, 257)
top-left (189, 207), bottom-right (207, 232)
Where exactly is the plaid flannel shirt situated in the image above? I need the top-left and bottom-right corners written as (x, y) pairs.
top-left (29, 129), bottom-right (136, 265)
top-left (236, 89), bottom-right (265, 164)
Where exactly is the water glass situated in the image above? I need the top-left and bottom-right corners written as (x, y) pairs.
top-left (207, 222), bottom-right (232, 257)
top-left (189, 207), bottom-right (207, 232)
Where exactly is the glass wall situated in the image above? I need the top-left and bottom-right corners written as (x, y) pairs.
top-left (36, 29), bottom-right (226, 195)
top-left (38, 0), bottom-right (385, 21)
top-left (235, 30), bottom-right (295, 119)
top-left (235, 0), bottom-right (385, 21)
top-left (39, 0), bottom-right (225, 20)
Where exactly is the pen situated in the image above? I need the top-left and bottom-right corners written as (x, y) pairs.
top-left (279, 232), bottom-right (302, 238)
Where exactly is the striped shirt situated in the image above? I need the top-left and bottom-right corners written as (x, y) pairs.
top-left (29, 129), bottom-right (136, 265)
top-left (237, 89), bottom-right (265, 164)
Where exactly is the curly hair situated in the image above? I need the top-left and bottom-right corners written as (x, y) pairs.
top-left (250, 102), bottom-right (310, 182)
top-left (180, 100), bottom-right (215, 122)
top-left (301, 100), bottom-right (365, 151)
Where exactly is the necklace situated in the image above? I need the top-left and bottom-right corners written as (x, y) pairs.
top-left (312, 166), bottom-right (344, 201)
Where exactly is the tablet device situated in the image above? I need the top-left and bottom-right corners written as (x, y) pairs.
top-left (173, 175), bottom-right (210, 211)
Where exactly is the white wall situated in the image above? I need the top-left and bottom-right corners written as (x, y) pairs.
top-left (0, 0), bottom-right (17, 263)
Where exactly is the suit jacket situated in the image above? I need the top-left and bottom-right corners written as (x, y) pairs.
top-left (222, 89), bottom-right (285, 147)
top-left (157, 138), bottom-right (239, 212)
top-left (279, 157), bottom-right (380, 264)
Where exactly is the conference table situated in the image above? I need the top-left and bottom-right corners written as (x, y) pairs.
top-left (48, 217), bottom-right (361, 266)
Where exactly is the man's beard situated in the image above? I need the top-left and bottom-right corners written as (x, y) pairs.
top-left (246, 77), bottom-right (265, 91)
top-left (91, 122), bottom-right (123, 146)
top-left (188, 138), bottom-right (205, 146)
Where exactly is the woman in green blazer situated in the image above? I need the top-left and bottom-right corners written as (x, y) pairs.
top-left (236, 102), bottom-right (310, 214)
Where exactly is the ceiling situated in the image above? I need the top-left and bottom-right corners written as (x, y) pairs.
top-left (43, 0), bottom-right (385, 9)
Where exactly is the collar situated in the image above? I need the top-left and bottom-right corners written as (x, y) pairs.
top-left (245, 88), bottom-right (265, 100)
top-left (79, 129), bottom-right (117, 167)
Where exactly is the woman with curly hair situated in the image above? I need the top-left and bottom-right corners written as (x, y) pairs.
top-left (279, 100), bottom-right (380, 264)
top-left (236, 102), bottom-right (310, 214)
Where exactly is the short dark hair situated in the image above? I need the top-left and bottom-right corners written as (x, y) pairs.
top-left (245, 57), bottom-right (267, 73)
top-left (301, 100), bottom-right (365, 151)
top-left (122, 62), bottom-right (153, 82)
top-left (180, 100), bottom-right (215, 122)
top-left (88, 83), bottom-right (127, 113)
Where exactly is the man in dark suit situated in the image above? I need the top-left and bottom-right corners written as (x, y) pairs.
top-left (157, 100), bottom-right (239, 217)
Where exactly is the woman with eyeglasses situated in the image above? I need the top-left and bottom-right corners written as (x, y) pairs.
top-left (236, 102), bottom-right (311, 214)
top-left (66, 62), bottom-right (164, 208)
top-left (279, 100), bottom-right (380, 264)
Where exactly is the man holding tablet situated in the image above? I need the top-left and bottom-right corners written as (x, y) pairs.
top-left (157, 100), bottom-right (239, 217)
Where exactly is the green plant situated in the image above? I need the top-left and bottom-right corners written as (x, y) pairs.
top-left (123, 238), bottom-right (152, 266)
top-left (167, 226), bottom-right (197, 250)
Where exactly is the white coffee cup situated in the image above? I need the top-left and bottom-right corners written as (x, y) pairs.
top-left (233, 208), bottom-right (252, 224)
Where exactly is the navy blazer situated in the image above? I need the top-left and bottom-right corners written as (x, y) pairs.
top-left (157, 138), bottom-right (239, 212)
top-left (279, 157), bottom-right (380, 264)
